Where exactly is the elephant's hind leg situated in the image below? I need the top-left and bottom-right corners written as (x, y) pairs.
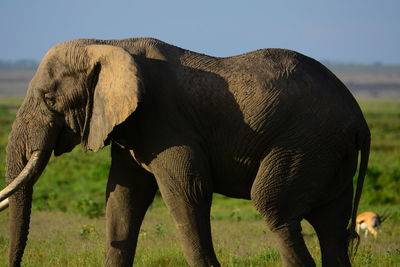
top-left (306, 185), bottom-right (353, 267)
top-left (269, 221), bottom-right (315, 267)
top-left (251, 150), bottom-right (316, 267)
top-left (105, 143), bottom-right (158, 266)
top-left (305, 148), bottom-right (357, 267)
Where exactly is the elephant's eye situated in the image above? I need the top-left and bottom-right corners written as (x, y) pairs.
top-left (44, 93), bottom-right (56, 107)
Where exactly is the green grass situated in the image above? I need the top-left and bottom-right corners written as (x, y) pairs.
top-left (0, 198), bottom-right (399, 266)
top-left (0, 98), bottom-right (399, 266)
top-left (358, 100), bottom-right (400, 204)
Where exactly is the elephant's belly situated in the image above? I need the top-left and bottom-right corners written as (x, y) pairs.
top-left (212, 160), bottom-right (257, 200)
top-left (213, 185), bottom-right (252, 199)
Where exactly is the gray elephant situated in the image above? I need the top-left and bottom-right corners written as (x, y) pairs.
top-left (0, 38), bottom-right (370, 267)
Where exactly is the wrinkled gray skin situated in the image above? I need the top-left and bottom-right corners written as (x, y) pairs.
top-left (4, 38), bottom-right (370, 267)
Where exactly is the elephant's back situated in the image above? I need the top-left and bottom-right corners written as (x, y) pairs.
top-left (221, 48), bottom-right (366, 156)
top-left (219, 48), bottom-right (365, 130)
top-left (180, 47), bottom-right (366, 145)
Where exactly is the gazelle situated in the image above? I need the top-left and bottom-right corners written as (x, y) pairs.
top-left (356, 211), bottom-right (387, 239)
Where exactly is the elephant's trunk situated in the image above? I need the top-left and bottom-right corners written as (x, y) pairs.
top-left (4, 126), bottom-right (53, 266)
top-left (8, 180), bottom-right (34, 267)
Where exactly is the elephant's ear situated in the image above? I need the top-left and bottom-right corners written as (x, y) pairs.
top-left (82, 45), bottom-right (144, 152)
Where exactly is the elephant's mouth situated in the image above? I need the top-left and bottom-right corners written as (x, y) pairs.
top-left (0, 150), bottom-right (49, 210)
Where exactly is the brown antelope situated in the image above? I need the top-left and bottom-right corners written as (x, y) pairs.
top-left (356, 211), bottom-right (386, 239)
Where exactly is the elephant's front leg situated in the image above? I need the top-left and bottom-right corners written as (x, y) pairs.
top-left (153, 146), bottom-right (220, 267)
top-left (105, 143), bottom-right (158, 266)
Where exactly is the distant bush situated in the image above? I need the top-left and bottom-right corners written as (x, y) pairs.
top-left (75, 198), bottom-right (104, 218)
top-left (358, 100), bottom-right (400, 205)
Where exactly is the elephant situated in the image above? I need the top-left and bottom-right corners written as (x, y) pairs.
top-left (0, 38), bottom-right (370, 267)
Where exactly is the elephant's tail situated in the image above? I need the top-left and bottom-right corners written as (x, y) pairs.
top-left (347, 129), bottom-right (371, 257)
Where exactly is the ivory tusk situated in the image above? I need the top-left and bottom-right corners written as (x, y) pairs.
top-left (0, 151), bottom-right (46, 203)
top-left (0, 198), bottom-right (9, 211)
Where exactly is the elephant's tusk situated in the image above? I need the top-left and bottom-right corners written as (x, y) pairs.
top-left (0, 151), bottom-right (46, 203)
top-left (0, 198), bottom-right (9, 211)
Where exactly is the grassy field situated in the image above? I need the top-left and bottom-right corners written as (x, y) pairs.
top-left (0, 98), bottom-right (399, 266)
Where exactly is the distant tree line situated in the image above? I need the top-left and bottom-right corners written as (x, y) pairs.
top-left (322, 61), bottom-right (400, 75)
top-left (0, 59), bottom-right (38, 70)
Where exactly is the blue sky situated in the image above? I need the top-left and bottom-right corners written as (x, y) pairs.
top-left (1, 0), bottom-right (399, 64)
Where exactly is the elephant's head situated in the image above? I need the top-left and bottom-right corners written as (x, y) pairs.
top-left (0, 41), bottom-right (144, 266)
